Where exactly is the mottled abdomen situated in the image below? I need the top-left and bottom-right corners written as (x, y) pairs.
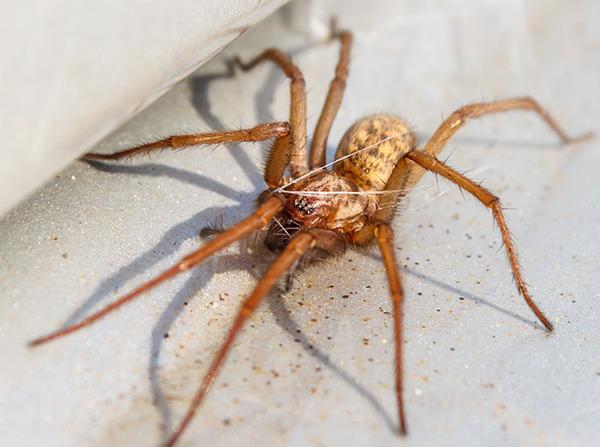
top-left (334, 114), bottom-right (416, 191)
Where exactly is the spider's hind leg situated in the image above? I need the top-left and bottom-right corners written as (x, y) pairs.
top-left (406, 96), bottom-right (593, 189)
top-left (406, 149), bottom-right (553, 331)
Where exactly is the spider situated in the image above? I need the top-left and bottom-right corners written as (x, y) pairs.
top-left (29, 21), bottom-right (591, 447)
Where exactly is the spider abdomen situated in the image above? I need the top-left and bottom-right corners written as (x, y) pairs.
top-left (334, 114), bottom-right (416, 191)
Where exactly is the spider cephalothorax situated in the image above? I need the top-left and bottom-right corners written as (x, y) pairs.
top-left (285, 171), bottom-right (374, 230)
top-left (270, 114), bottom-right (417, 248)
top-left (30, 21), bottom-right (591, 447)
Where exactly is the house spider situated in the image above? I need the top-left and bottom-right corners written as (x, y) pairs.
top-left (30, 22), bottom-right (591, 447)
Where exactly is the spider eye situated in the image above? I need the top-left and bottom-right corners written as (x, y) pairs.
top-left (294, 197), bottom-right (315, 214)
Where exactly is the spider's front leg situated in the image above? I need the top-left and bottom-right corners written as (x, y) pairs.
top-left (29, 196), bottom-right (285, 346)
top-left (374, 223), bottom-right (408, 435)
top-left (406, 97), bottom-right (593, 189)
top-left (406, 149), bottom-right (553, 331)
top-left (84, 122), bottom-right (291, 189)
top-left (164, 231), bottom-right (316, 447)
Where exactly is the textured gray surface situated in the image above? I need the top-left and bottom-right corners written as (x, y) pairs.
top-left (1, 1), bottom-right (599, 446)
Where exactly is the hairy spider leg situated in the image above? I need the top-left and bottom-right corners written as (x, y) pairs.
top-left (165, 232), bottom-right (316, 447)
top-left (234, 49), bottom-right (309, 178)
top-left (84, 122), bottom-right (291, 189)
top-left (405, 96), bottom-right (594, 189)
top-left (406, 149), bottom-right (553, 331)
top-left (309, 23), bottom-right (352, 169)
top-left (29, 196), bottom-right (284, 346)
top-left (375, 223), bottom-right (407, 435)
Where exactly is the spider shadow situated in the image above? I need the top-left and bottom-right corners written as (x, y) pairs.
top-left (413, 131), bottom-right (566, 151)
top-left (46, 54), bottom-right (347, 442)
top-left (84, 63), bottom-right (288, 439)
top-left (63, 57), bottom-right (291, 330)
top-left (263, 250), bottom-right (539, 436)
top-left (149, 250), bottom-right (261, 442)
top-left (190, 64), bottom-right (264, 190)
top-left (190, 42), bottom-right (319, 145)
top-left (63, 160), bottom-right (249, 327)
top-left (206, 254), bottom-right (401, 433)
top-left (58, 64), bottom-right (281, 440)
top-left (366, 252), bottom-right (540, 329)
top-left (72, 159), bottom-right (263, 442)
top-left (266, 291), bottom-right (399, 433)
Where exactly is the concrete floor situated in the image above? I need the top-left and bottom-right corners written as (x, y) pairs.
top-left (1, 1), bottom-right (599, 446)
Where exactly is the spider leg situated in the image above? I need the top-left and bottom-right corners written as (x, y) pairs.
top-left (309, 22), bottom-right (352, 169)
top-left (84, 122), bottom-right (291, 188)
top-left (164, 232), bottom-right (316, 447)
top-left (375, 223), bottom-right (407, 435)
top-left (406, 97), bottom-right (593, 189)
top-left (406, 150), bottom-right (553, 331)
top-left (28, 196), bottom-right (285, 347)
top-left (234, 50), bottom-right (308, 178)
top-left (373, 156), bottom-right (413, 224)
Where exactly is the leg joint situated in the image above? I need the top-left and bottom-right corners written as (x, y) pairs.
top-left (374, 223), bottom-right (393, 242)
top-left (291, 72), bottom-right (305, 85)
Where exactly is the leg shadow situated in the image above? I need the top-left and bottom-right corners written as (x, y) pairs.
top-left (190, 66), bottom-right (264, 191)
top-left (267, 292), bottom-right (398, 433)
top-left (365, 251), bottom-right (539, 329)
top-left (150, 252), bottom-right (258, 442)
top-left (62, 161), bottom-right (252, 327)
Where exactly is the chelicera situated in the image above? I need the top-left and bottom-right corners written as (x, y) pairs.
top-left (30, 21), bottom-right (591, 447)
